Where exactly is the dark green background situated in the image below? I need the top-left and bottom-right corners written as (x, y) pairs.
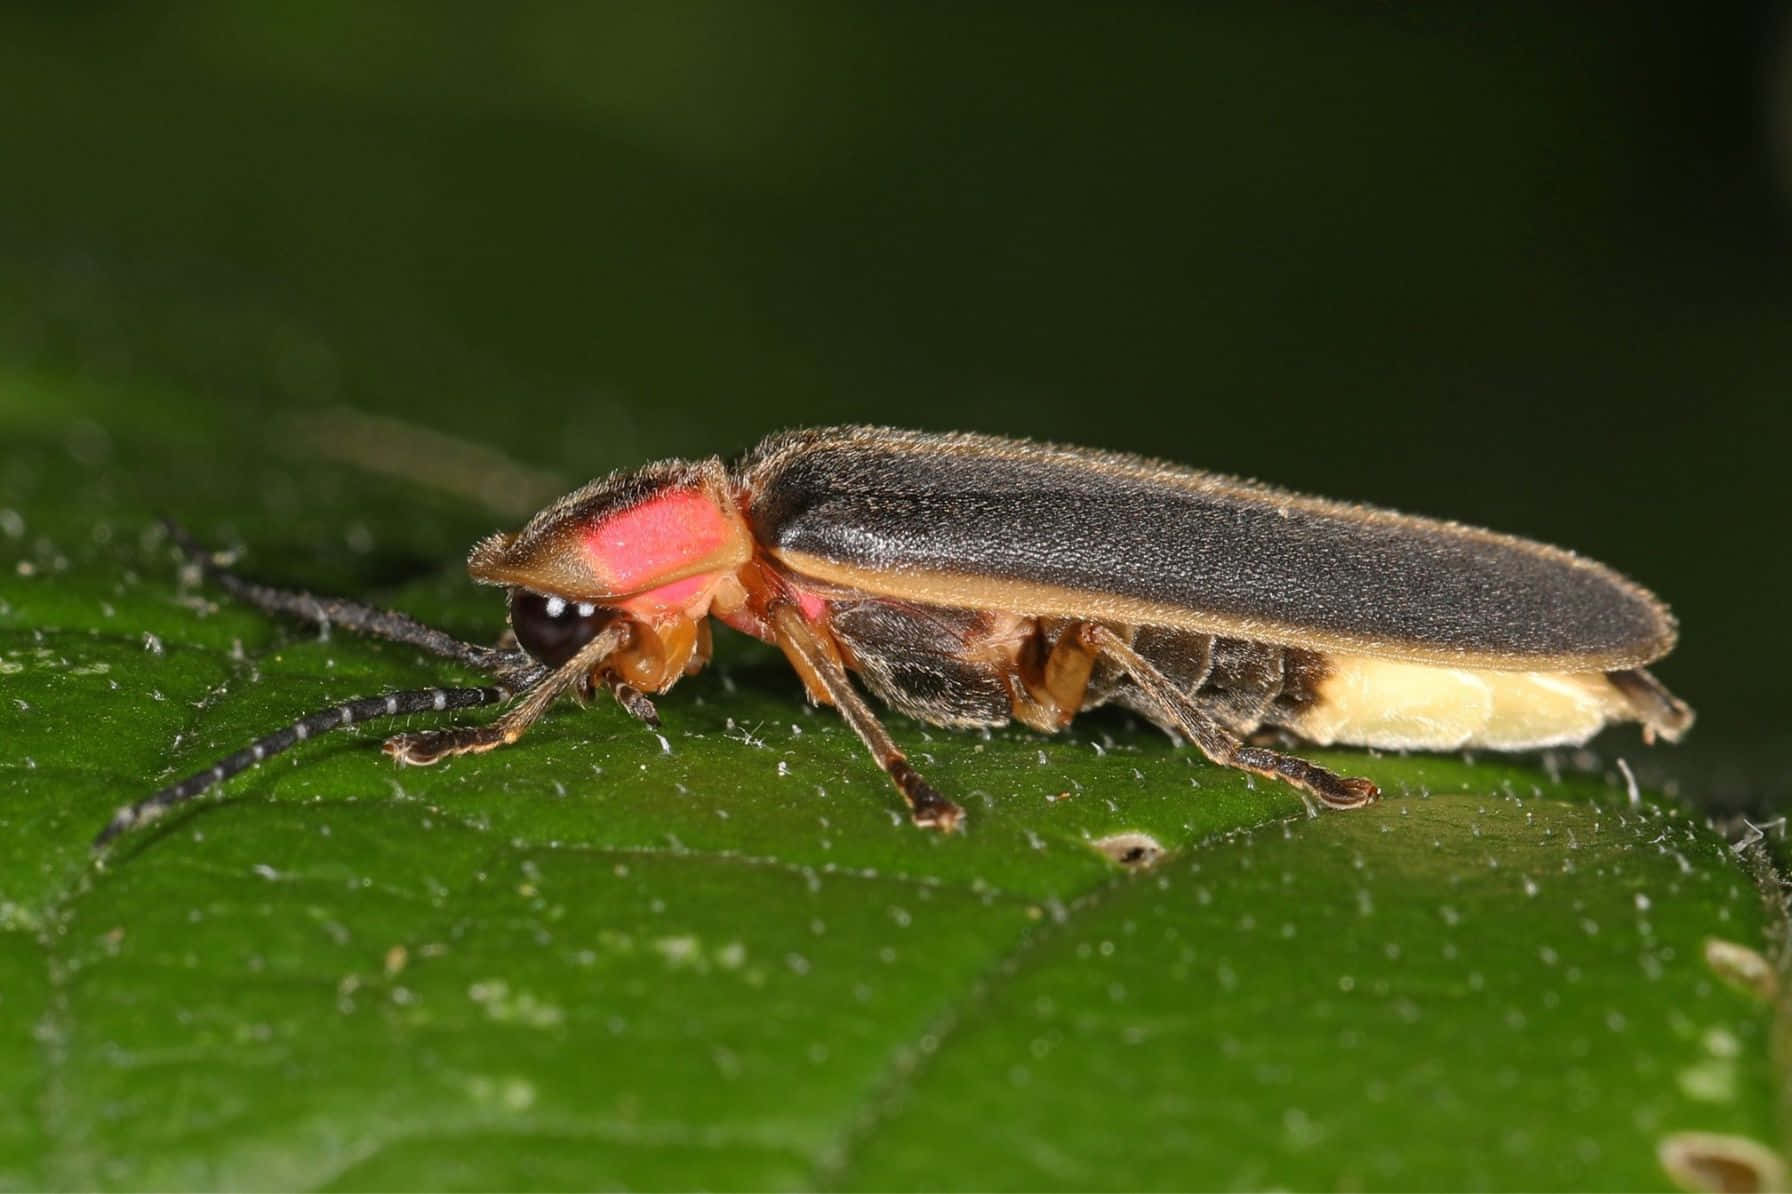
top-left (3, 6), bottom-right (1792, 1190)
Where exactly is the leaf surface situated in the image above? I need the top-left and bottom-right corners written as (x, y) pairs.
top-left (0, 373), bottom-right (1781, 1190)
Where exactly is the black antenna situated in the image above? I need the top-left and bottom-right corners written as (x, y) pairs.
top-left (94, 684), bottom-right (508, 849)
top-left (164, 521), bottom-right (519, 677)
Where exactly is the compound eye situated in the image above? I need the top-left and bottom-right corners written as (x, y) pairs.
top-left (509, 590), bottom-right (618, 668)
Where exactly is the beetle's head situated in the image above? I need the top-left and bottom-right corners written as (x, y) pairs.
top-left (469, 457), bottom-right (751, 686)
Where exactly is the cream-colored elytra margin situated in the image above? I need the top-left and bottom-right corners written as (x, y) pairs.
top-left (1289, 655), bottom-right (1633, 751)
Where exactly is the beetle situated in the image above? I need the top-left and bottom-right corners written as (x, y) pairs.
top-left (97, 426), bottom-right (1692, 847)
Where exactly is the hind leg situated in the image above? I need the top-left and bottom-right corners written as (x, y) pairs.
top-left (1083, 624), bottom-right (1377, 809)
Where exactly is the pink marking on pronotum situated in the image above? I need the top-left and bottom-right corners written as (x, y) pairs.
top-left (582, 490), bottom-right (732, 593)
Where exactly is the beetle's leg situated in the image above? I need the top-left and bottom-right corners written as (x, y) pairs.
top-left (602, 674), bottom-right (661, 728)
top-left (383, 623), bottom-right (630, 764)
top-left (1083, 624), bottom-right (1377, 809)
top-left (568, 668), bottom-right (657, 727)
top-left (165, 521), bottom-right (535, 681)
top-left (770, 604), bottom-right (965, 832)
top-left (1012, 620), bottom-right (1101, 732)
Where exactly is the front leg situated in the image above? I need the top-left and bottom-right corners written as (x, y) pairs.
top-left (770, 605), bottom-right (965, 832)
top-left (601, 675), bottom-right (662, 728)
top-left (384, 623), bottom-right (630, 764)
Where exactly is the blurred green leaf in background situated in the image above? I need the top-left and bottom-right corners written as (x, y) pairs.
top-left (3, 3), bottom-right (1792, 1189)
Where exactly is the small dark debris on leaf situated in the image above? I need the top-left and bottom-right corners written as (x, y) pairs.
top-left (1092, 832), bottom-right (1165, 869)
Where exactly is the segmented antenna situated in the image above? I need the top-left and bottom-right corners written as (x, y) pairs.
top-left (164, 521), bottom-right (520, 678)
top-left (94, 685), bottom-right (507, 849)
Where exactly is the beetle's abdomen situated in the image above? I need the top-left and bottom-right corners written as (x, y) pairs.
top-left (1285, 655), bottom-right (1648, 751)
top-left (1097, 630), bottom-right (1328, 736)
top-left (1100, 631), bottom-right (1675, 752)
top-left (814, 590), bottom-right (1683, 755)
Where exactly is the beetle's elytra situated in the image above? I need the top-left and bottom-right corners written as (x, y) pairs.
top-left (101, 426), bottom-right (1692, 846)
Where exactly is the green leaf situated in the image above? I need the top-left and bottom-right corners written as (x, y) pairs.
top-left (0, 367), bottom-right (1781, 1190)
